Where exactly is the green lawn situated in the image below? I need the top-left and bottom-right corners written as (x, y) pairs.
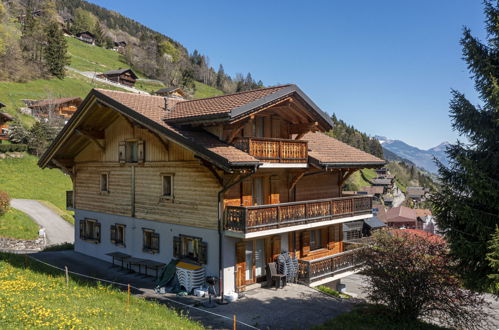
top-left (66, 37), bottom-right (132, 74)
top-left (0, 155), bottom-right (72, 220)
top-left (344, 169), bottom-right (376, 191)
top-left (0, 253), bottom-right (202, 329)
top-left (135, 79), bottom-right (165, 94)
top-left (313, 304), bottom-right (447, 330)
top-left (193, 81), bottom-right (224, 99)
top-left (0, 208), bottom-right (38, 240)
top-left (0, 71), bottom-right (126, 127)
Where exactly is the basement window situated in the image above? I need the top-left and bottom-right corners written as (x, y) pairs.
top-left (173, 235), bottom-right (207, 264)
top-left (143, 228), bottom-right (160, 254)
top-left (79, 218), bottom-right (101, 243)
top-left (110, 224), bottom-right (126, 246)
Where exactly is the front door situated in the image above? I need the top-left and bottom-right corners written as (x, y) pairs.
top-left (237, 239), bottom-right (267, 290)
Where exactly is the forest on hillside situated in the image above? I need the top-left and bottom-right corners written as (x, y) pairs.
top-left (0, 0), bottom-right (264, 95)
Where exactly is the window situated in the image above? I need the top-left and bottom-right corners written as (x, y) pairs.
top-left (173, 235), bottom-right (207, 264)
top-left (79, 218), bottom-right (101, 243)
top-left (310, 229), bottom-right (322, 250)
top-left (100, 173), bottom-right (109, 193)
top-left (119, 140), bottom-right (144, 164)
top-left (161, 174), bottom-right (174, 199)
top-left (143, 228), bottom-right (159, 253)
top-left (110, 224), bottom-right (126, 246)
top-left (126, 141), bottom-right (138, 162)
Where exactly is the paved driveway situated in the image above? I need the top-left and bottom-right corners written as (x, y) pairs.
top-left (11, 199), bottom-right (74, 245)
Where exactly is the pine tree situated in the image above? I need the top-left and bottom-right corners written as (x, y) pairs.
top-left (487, 227), bottom-right (499, 295)
top-left (432, 1), bottom-right (499, 291)
top-left (44, 22), bottom-right (69, 78)
top-left (216, 64), bottom-right (225, 89)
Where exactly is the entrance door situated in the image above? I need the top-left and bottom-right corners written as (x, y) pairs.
top-left (253, 177), bottom-right (264, 205)
top-left (238, 239), bottom-right (267, 288)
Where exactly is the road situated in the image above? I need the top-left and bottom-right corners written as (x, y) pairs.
top-left (11, 199), bottom-right (74, 245)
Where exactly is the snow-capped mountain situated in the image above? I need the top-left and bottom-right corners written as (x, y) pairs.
top-left (375, 136), bottom-right (449, 173)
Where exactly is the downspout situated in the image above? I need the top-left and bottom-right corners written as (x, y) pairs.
top-left (217, 165), bottom-right (257, 302)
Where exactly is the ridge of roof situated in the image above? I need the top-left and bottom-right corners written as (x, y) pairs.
top-left (176, 84), bottom-right (293, 104)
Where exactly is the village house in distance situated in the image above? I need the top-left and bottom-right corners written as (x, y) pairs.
top-left (39, 85), bottom-right (385, 296)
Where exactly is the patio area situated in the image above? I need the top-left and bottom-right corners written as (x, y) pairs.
top-left (30, 250), bottom-right (358, 329)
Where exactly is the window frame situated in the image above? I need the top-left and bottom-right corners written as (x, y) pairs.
top-left (160, 173), bottom-right (175, 201)
top-left (79, 218), bottom-right (101, 243)
top-left (309, 229), bottom-right (322, 251)
top-left (100, 172), bottom-right (110, 194)
top-left (142, 228), bottom-right (160, 254)
top-left (110, 223), bottom-right (126, 247)
top-left (125, 140), bottom-right (139, 163)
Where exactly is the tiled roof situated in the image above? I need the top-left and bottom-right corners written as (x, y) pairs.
top-left (372, 178), bottom-right (393, 185)
top-left (163, 85), bottom-right (291, 121)
top-left (94, 89), bottom-right (258, 166)
top-left (415, 209), bottom-right (432, 218)
top-left (386, 206), bottom-right (417, 223)
top-left (30, 97), bottom-right (82, 109)
top-left (361, 186), bottom-right (384, 195)
top-left (302, 132), bottom-right (385, 166)
top-left (392, 229), bottom-right (445, 244)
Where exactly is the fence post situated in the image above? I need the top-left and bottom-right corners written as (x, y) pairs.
top-left (65, 266), bottom-right (69, 287)
top-left (127, 284), bottom-right (131, 309)
top-left (233, 315), bottom-right (236, 330)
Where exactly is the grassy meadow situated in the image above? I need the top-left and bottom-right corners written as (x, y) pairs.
top-left (0, 155), bottom-right (72, 221)
top-left (0, 208), bottom-right (39, 240)
top-left (193, 81), bottom-right (224, 99)
top-left (0, 253), bottom-right (202, 329)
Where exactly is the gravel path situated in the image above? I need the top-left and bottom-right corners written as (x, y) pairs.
top-left (10, 199), bottom-right (74, 245)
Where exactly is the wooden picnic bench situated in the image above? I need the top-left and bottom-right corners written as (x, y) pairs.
top-left (142, 260), bottom-right (166, 279)
top-left (106, 252), bottom-right (131, 269)
top-left (126, 258), bottom-right (165, 280)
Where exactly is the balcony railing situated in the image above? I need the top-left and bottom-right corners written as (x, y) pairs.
top-left (298, 249), bottom-right (364, 284)
top-left (66, 190), bottom-right (74, 209)
top-left (224, 196), bottom-right (373, 233)
top-left (233, 137), bottom-right (308, 163)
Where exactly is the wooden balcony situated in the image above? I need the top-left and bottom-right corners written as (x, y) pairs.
top-left (224, 196), bottom-right (373, 234)
top-left (66, 190), bottom-right (74, 210)
top-left (233, 137), bottom-right (308, 163)
top-left (298, 248), bottom-right (363, 284)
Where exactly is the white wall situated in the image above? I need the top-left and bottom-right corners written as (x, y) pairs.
top-left (74, 209), bottom-right (220, 277)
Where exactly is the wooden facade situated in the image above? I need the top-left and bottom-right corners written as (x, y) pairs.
top-left (97, 69), bottom-right (138, 87)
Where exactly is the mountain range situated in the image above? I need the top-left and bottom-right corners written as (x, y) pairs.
top-left (376, 136), bottom-right (449, 173)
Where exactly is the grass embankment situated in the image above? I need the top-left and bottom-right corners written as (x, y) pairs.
top-left (344, 169), bottom-right (376, 191)
top-left (0, 208), bottom-right (38, 240)
top-left (314, 304), bottom-right (446, 330)
top-left (0, 253), bottom-right (202, 329)
top-left (193, 81), bottom-right (224, 99)
top-left (0, 71), bottom-right (126, 127)
top-left (316, 285), bottom-right (351, 299)
top-left (0, 155), bottom-right (73, 224)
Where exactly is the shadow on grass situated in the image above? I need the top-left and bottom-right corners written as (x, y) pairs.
top-left (0, 252), bottom-right (142, 294)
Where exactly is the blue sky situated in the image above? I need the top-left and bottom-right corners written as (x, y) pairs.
top-left (88, 0), bottom-right (486, 149)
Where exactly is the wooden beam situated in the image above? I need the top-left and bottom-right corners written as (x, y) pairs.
top-left (227, 119), bottom-right (249, 143)
top-left (75, 129), bottom-right (105, 152)
top-left (51, 158), bottom-right (74, 179)
top-left (289, 170), bottom-right (308, 193)
top-left (339, 169), bottom-right (357, 186)
top-left (200, 159), bottom-right (224, 186)
top-left (151, 131), bottom-right (169, 152)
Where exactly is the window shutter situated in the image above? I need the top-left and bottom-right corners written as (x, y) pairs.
top-left (301, 231), bottom-right (310, 257)
top-left (118, 141), bottom-right (126, 163)
top-left (173, 236), bottom-right (181, 258)
top-left (110, 225), bottom-right (116, 244)
top-left (151, 233), bottom-right (160, 253)
top-left (199, 241), bottom-right (208, 264)
top-left (79, 220), bottom-right (84, 239)
top-left (95, 222), bottom-right (101, 243)
top-left (138, 140), bottom-right (145, 164)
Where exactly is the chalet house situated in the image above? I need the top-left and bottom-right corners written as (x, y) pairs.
top-left (27, 97), bottom-right (83, 123)
top-left (76, 31), bottom-right (96, 45)
top-left (384, 206), bottom-right (417, 229)
top-left (154, 87), bottom-right (186, 99)
top-left (371, 177), bottom-right (394, 194)
top-left (97, 69), bottom-right (138, 87)
top-left (360, 186), bottom-right (383, 199)
top-left (39, 85), bottom-right (385, 295)
top-left (407, 186), bottom-right (427, 201)
top-left (0, 104), bottom-right (13, 141)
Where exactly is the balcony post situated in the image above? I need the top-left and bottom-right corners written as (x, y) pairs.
top-left (276, 206), bottom-right (281, 228)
